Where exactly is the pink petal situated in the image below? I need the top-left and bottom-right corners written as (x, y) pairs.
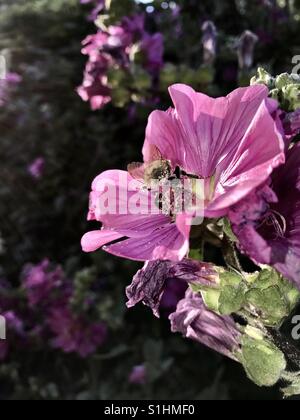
top-left (81, 230), bottom-right (124, 253)
top-left (143, 109), bottom-right (183, 168)
top-left (90, 170), bottom-right (170, 235)
top-left (166, 83), bottom-right (270, 177)
top-left (206, 99), bottom-right (285, 216)
top-left (104, 224), bottom-right (189, 262)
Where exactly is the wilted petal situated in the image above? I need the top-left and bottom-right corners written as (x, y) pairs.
top-left (126, 259), bottom-right (216, 316)
top-left (169, 289), bottom-right (241, 360)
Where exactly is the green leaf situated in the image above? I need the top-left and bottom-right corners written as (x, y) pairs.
top-left (239, 336), bottom-right (286, 387)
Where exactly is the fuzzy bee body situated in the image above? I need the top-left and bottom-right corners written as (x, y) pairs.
top-left (143, 160), bottom-right (172, 187)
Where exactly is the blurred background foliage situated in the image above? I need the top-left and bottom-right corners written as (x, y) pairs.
top-left (0, 0), bottom-right (299, 400)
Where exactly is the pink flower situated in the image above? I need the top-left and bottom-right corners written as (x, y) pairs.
top-left (140, 33), bottom-right (164, 74)
top-left (28, 157), bottom-right (45, 179)
top-left (82, 84), bottom-right (285, 261)
top-left (21, 260), bottom-right (64, 307)
top-left (128, 365), bottom-right (147, 385)
top-left (143, 84), bottom-right (285, 217)
top-left (77, 15), bottom-right (164, 110)
top-left (229, 143), bottom-right (300, 289)
top-left (77, 34), bottom-right (112, 110)
top-left (48, 307), bottom-right (107, 357)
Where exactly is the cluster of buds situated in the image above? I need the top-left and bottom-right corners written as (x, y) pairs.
top-left (251, 68), bottom-right (300, 111)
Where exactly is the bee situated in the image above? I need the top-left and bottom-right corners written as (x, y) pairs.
top-left (144, 159), bottom-right (172, 186)
top-left (127, 146), bottom-right (172, 188)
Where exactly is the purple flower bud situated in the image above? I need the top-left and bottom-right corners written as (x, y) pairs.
top-left (237, 30), bottom-right (258, 70)
top-left (169, 289), bottom-right (241, 360)
top-left (201, 21), bottom-right (217, 65)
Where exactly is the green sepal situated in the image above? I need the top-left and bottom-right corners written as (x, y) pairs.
top-left (218, 283), bottom-right (246, 315)
top-left (239, 336), bottom-right (286, 387)
top-left (250, 67), bottom-right (275, 89)
top-left (245, 286), bottom-right (289, 327)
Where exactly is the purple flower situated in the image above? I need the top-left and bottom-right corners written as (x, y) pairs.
top-left (28, 157), bottom-right (45, 180)
top-left (229, 143), bottom-right (300, 289)
top-left (128, 364), bottom-right (147, 385)
top-left (126, 259), bottom-right (217, 317)
top-left (122, 14), bottom-right (145, 38)
top-left (0, 72), bottom-right (22, 106)
top-left (77, 33), bottom-right (112, 110)
top-left (81, 0), bottom-right (104, 21)
top-left (201, 21), bottom-right (217, 65)
top-left (237, 31), bottom-right (258, 70)
top-left (283, 110), bottom-right (300, 139)
top-left (169, 289), bottom-right (241, 360)
top-left (48, 307), bottom-right (107, 357)
top-left (4, 73), bottom-right (22, 84)
top-left (0, 311), bottom-right (25, 361)
top-left (140, 33), bottom-right (164, 74)
top-left (22, 260), bottom-right (64, 307)
top-left (77, 14), bottom-right (164, 110)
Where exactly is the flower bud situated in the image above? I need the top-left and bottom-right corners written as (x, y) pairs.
top-left (250, 67), bottom-right (275, 89)
top-left (201, 21), bottom-right (217, 65)
top-left (237, 30), bottom-right (258, 70)
top-left (169, 289), bottom-right (241, 360)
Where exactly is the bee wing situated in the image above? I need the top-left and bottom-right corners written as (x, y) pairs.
top-left (127, 162), bottom-right (145, 180)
